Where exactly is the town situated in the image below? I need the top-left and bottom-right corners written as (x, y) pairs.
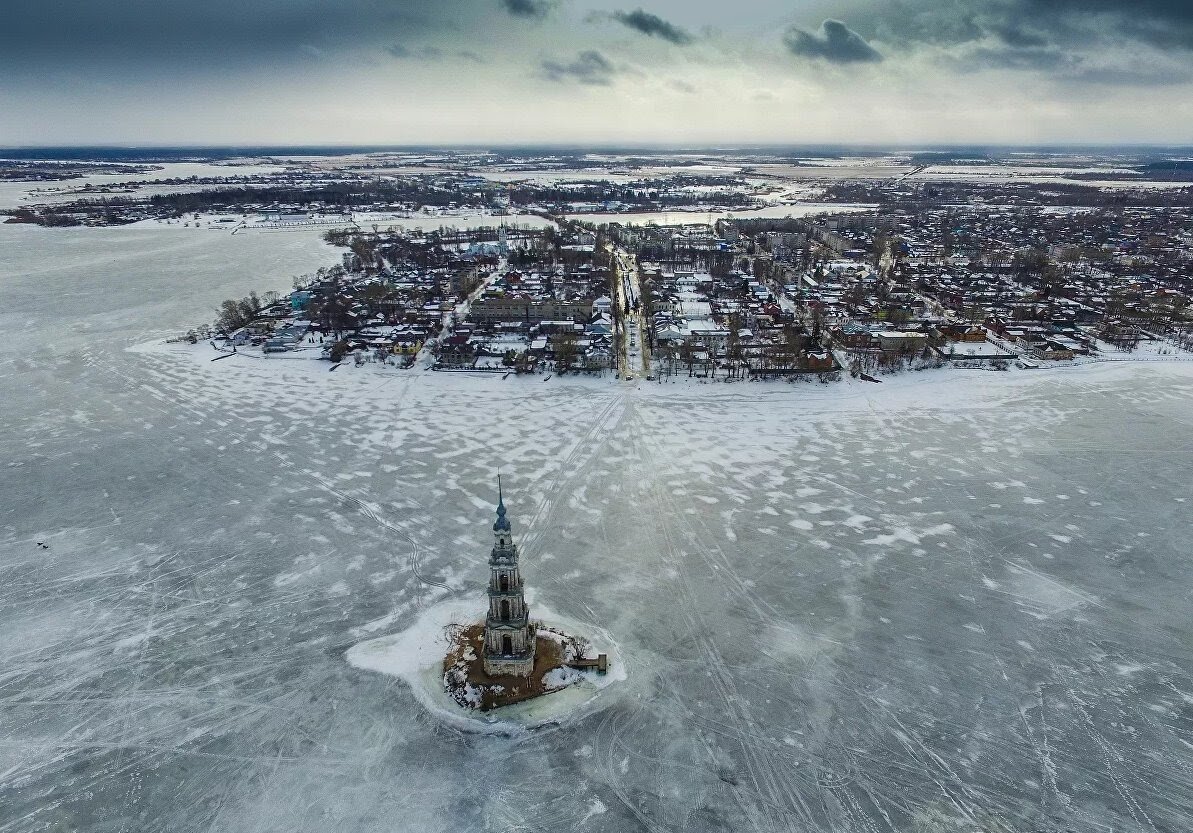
top-left (202, 174), bottom-right (1193, 385)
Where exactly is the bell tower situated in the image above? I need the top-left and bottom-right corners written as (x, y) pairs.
top-left (482, 477), bottom-right (536, 677)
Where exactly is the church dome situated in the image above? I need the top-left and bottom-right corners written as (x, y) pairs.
top-left (494, 477), bottom-right (511, 532)
top-left (494, 497), bottom-right (511, 532)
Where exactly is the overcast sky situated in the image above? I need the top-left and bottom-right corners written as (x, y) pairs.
top-left (3, 0), bottom-right (1193, 146)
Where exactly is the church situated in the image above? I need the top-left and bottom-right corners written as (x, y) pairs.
top-left (481, 479), bottom-right (537, 677)
top-left (436, 479), bottom-right (611, 712)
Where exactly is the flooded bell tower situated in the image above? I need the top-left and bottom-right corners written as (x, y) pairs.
top-left (482, 478), bottom-right (536, 677)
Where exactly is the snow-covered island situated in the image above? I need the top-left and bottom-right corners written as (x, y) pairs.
top-left (347, 486), bottom-right (621, 732)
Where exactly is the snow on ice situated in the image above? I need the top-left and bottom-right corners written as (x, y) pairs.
top-left (4, 210), bottom-right (1193, 831)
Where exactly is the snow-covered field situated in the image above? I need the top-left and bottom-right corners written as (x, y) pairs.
top-left (0, 162), bottom-right (289, 210)
top-left (3, 189), bottom-right (1193, 831)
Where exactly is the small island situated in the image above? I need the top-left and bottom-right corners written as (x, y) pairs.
top-left (344, 481), bottom-right (620, 732)
top-left (442, 479), bottom-right (607, 712)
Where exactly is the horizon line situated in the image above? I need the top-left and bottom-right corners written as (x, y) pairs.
top-left (5, 141), bottom-right (1193, 152)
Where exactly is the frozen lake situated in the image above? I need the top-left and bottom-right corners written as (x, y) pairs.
top-left (3, 212), bottom-right (1193, 831)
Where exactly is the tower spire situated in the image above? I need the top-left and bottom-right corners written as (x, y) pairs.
top-left (494, 474), bottom-right (510, 532)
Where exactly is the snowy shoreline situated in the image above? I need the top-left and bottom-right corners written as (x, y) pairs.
top-left (129, 337), bottom-right (1193, 421)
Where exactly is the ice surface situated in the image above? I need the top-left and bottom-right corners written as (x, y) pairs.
top-left (3, 185), bottom-right (1193, 831)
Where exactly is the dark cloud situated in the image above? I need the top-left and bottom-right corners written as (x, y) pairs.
top-left (992, 24), bottom-right (1049, 49)
top-left (611, 9), bottom-right (694, 45)
top-left (541, 50), bottom-right (618, 85)
top-left (0, 0), bottom-right (484, 76)
top-left (1043, 0), bottom-right (1193, 49)
top-left (836, 0), bottom-right (1193, 83)
top-left (784, 20), bottom-right (882, 63)
top-left (500, 0), bottom-right (555, 19)
top-left (868, 0), bottom-right (1193, 53)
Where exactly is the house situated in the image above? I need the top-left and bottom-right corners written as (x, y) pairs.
top-left (437, 334), bottom-right (476, 368)
top-left (391, 334), bottom-right (424, 355)
top-left (656, 323), bottom-right (686, 344)
top-left (935, 340), bottom-right (1016, 363)
top-left (1037, 342), bottom-right (1075, 361)
top-left (874, 331), bottom-right (929, 354)
top-left (940, 324), bottom-right (988, 343)
top-left (687, 323), bottom-right (729, 349)
top-left (803, 351), bottom-right (836, 371)
top-left (586, 314), bottom-right (613, 336)
top-left (263, 323), bottom-right (310, 353)
top-left (830, 326), bottom-right (875, 350)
